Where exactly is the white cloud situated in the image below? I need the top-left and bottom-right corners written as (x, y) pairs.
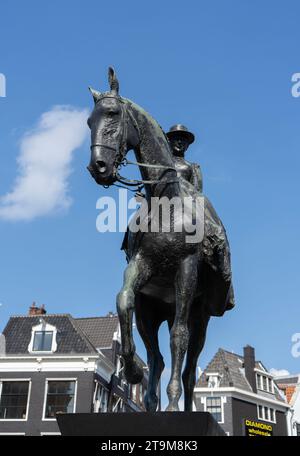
top-left (270, 368), bottom-right (290, 377)
top-left (0, 105), bottom-right (89, 221)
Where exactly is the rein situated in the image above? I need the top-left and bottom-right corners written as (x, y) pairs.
top-left (115, 157), bottom-right (178, 189)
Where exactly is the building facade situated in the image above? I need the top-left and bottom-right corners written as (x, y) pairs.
top-left (275, 374), bottom-right (300, 436)
top-left (194, 345), bottom-right (289, 436)
top-left (0, 304), bottom-right (152, 436)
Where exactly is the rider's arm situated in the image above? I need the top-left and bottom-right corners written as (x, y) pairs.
top-left (191, 163), bottom-right (203, 193)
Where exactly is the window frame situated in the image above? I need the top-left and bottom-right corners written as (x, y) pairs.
top-left (42, 378), bottom-right (77, 421)
top-left (32, 331), bottom-right (54, 352)
top-left (255, 371), bottom-right (274, 393)
top-left (257, 404), bottom-right (276, 424)
top-left (0, 379), bottom-right (31, 422)
top-left (256, 374), bottom-right (262, 390)
top-left (205, 396), bottom-right (224, 424)
top-left (28, 321), bottom-right (57, 354)
top-left (93, 381), bottom-right (109, 413)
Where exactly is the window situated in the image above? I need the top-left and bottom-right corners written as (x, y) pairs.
top-left (263, 376), bottom-right (268, 391)
top-left (28, 321), bottom-right (57, 353)
top-left (207, 373), bottom-right (221, 388)
top-left (0, 381), bottom-right (29, 419)
top-left (139, 385), bottom-right (144, 404)
top-left (131, 384), bottom-right (137, 402)
top-left (264, 406), bottom-right (269, 421)
top-left (33, 331), bottom-right (53, 352)
top-left (256, 373), bottom-right (273, 393)
top-left (100, 389), bottom-right (108, 412)
top-left (257, 404), bottom-right (276, 423)
top-left (296, 423), bottom-right (300, 437)
top-left (256, 374), bottom-right (262, 390)
top-left (93, 383), bottom-right (108, 413)
top-left (206, 396), bottom-right (222, 422)
top-left (44, 381), bottom-right (76, 418)
top-left (268, 377), bottom-right (273, 393)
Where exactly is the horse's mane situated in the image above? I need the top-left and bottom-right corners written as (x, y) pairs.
top-left (122, 97), bottom-right (174, 161)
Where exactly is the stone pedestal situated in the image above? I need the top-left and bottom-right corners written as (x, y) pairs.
top-left (57, 411), bottom-right (226, 436)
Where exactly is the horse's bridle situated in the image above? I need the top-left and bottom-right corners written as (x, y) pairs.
top-left (89, 96), bottom-right (178, 192)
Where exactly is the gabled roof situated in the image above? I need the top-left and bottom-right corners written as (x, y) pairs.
top-left (274, 375), bottom-right (300, 385)
top-left (197, 348), bottom-right (285, 403)
top-left (75, 315), bottom-right (119, 350)
top-left (197, 348), bottom-right (252, 391)
top-left (2, 314), bottom-right (98, 355)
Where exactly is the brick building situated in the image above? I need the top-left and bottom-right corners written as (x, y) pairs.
top-left (194, 345), bottom-right (289, 436)
top-left (275, 374), bottom-right (300, 436)
top-left (0, 304), bottom-right (154, 436)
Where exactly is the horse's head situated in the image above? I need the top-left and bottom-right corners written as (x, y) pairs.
top-left (87, 67), bottom-right (139, 186)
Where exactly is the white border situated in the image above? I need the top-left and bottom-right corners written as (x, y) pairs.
top-left (256, 372), bottom-right (274, 394)
top-left (0, 432), bottom-right (25, 435)
top-left (40, 432), bottom-right (61, 436)
top-left (42, 378), bottom-right (77, 421)
top-left (202, 395), bottom-right (227, 424)
top-left (28, 321), bottom-right (57, 354)
top-left (0, 378), bottom-right (31, 422)
top-left (194, 386), bottom-right (289, 410)
top-left (257, 404), bottom-right (277, 424)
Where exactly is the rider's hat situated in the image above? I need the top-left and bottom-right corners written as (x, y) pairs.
top-left (166, 124), bottom-right (195, 145)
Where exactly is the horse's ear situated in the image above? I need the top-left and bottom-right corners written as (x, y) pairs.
top-left (108, 66), bottom-right (119, 95)
top-left (89, 87), bottom-right (101, 104)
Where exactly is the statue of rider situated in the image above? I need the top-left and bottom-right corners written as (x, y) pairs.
top-left (166, 124), bottom-right (202, 193)
top-left (121, 124), bottom-right (202, 256)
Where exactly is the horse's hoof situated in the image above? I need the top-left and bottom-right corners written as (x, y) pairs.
top-left (165, 404), bottom-right (180, 412)
top-left (124, 361), bottom-right (143, 384)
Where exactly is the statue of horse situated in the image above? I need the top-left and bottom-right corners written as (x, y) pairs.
top-left (87, 68), bottom-right (234, 412)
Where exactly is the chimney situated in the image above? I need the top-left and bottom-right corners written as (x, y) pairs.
top-left (107, 311), bottom-right (116, 317)
top-left (28, 302), bottom-right (47, 316)
top-left (243, 345), bottom-right (257, 393)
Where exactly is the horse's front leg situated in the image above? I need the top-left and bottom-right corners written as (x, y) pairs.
top-left (166, 254), bottom-right (198, 411)
top-left (117, 253), bottom-right (151, 384)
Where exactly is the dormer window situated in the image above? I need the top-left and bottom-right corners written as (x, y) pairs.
top-left (207, 372), bottom-right (222, 388)
top-left (256, 372), bottom-right (274, 393)
top-left (28, 320), bottom-right (57, 353)
top-left (33, 331), bottom-right (53, 352)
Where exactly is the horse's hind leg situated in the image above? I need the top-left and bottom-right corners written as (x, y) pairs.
top-left (135, 295), bottom-right (165, 412)
top-left (117, 254), bottom-right (151, 384)
top-left (182, 302), bottom-right (210, 411)
top-left (166, 253), bottom-right (198, 411)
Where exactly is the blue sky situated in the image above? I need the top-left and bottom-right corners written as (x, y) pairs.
top-left (1, 0), bottom-right (300, 405)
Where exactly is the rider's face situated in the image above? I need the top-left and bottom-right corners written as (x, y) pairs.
top-left (169, 135), bottom-right (190, 157)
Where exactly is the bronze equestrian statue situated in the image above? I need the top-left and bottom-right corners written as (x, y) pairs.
top-left (87, 68), bottom-right (234, 412)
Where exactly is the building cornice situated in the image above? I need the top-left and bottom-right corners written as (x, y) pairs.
top-left (0, 353), bottom-right (115, 382)
top-left (0, 355), bottom-right (99, 360)
top-left (194, 386), bottom-right (290, 410)
top-left (254, 367), bottom-right (274, 378)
